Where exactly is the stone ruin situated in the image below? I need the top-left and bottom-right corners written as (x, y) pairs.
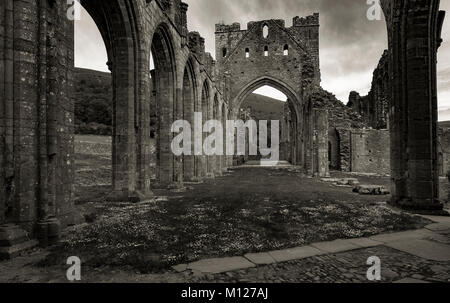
top-left (0, 0), bottom-right (447, 258)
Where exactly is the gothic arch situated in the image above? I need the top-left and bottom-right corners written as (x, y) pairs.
top-left (151, 22), bottom-right (178, 187)
top-left (182, 57), bottom-right (198, 181)
top-left (201, 79), bottom-right (212, 177)
top-left (231, 76), bottom-right (302, 121)
top-left (231, 76), bottom-right (302, 165)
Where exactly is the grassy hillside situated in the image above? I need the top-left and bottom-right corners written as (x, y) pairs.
top-left (241, 93), bottom-right (286, 121)
top-left (74, 68), bottom-right (112, 135)
top-left (439, 120), bottom-right (450, 129)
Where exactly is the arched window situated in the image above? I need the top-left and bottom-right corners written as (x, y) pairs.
top-left (222, 47), bottom-right (227, 58)
top-left (245, 48), bottom-right (250, 58)
top-left (283, 44), bottom-right (289, 56)
top-left (263, 25), bottom-right (269, 39)
top-left (264, 46), bottom-right (269, 57)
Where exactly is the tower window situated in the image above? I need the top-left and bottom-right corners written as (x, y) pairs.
top-left (245, 48), bottom-right (250, 58)
top-left (284, 44), bottom-right (289, 56)
top-left (264, 46), bottom-right (269, 57)
top-left (263, 25), bottom-right (269, 39)
top-left (222, 48), bottom-right (227, 57)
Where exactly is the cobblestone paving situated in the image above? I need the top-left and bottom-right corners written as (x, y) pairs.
top-left (181, 245), bottom-right (450, 283)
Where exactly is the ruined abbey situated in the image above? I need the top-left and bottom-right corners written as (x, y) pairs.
top-left (0, 0), bottom-right (447, 257)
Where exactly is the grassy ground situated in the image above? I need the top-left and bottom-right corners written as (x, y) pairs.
top-left (42, 137), bottom-right (433, 273)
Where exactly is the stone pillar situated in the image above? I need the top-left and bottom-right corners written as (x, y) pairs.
top-left (173, 87), bottom-right (185, 189)
top-left (0, 0), bottom-right (78, 250)
top-left (136, 58), bottom-right (154, 198)
top-left (313, 109), bottom-right (329, 177)
top-left (222, 106), bottom-right (228, 172)
top-left (382, 0), bottom-right (445, 213)
top-left (180, 3), bottom-right (188, 47)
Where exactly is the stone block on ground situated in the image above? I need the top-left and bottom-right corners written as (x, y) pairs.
top-left (353, 184), bottom-right (390, 195)
top-left (369, 229), bottom-right (431, 243)
top-left (244, 252), bottom-right (276, 265)
top-left (0, 240), bottom-right (39, 260)
top-left (187, 257), bottom-right (255, 274)
top-left (346, 237), bottom-right (383, 248)
top-left (393, 278), bottom-right (430, 284)
top-left (311, 239), bottom-right (361, 253)
top-left (268, 246), bottom-right (324, 263)
top-left (386, 239), bottom-right (450, 262)
top-left (0, 224), bottom-right (39, 260)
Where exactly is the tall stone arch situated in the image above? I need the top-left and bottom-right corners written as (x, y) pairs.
top-left (231, 76), bottom-right (302, 166)
top-left (200, 79), bottom-right (212, 178)
top-left (181, 56), bottom-right (198, 182)
top-left (150, 22), bottom-right (179, 188)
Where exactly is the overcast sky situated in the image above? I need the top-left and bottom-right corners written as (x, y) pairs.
top-left (75, 0), bottom-right (450, 120)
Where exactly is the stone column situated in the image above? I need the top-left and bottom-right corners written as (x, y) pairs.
top-left (382, 0), bottom-right (445, 213)
top-left (313, 109), bottom-right (329, 177)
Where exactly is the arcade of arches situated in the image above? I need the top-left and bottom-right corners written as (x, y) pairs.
top-left (0, 0), bottom-right (447, 251)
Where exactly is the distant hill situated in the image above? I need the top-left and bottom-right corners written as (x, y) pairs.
top-left (74, 68), bottom-right (112, 135)
top-left (439, 120), bottom-right (450, 129)
top-left (241, 93), bottom-right (286, 121)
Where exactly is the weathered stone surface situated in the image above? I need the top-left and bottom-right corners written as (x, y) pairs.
top-left (353, 185), bottom-right (390, 195)
top-left (311, 239), bottom-right (361, 253)
top-left (346, 237), bottom-right (383, 248)
top-left (425, 223), bottom-right (450, 232)
top-left (171, 264), bottom-right (188, 273)
top-left (386, 239), bottom-right (450, 262)
top-left (369, 229), bottom-right (433, 243)
top-left (268, 246), bottom-right (324, 263)
top-left (0, 240), bottom-right (38, 261)
top-left (187, 257), bottom-right (256, 274)
top-left (244, 252), bottom-right (276, 265)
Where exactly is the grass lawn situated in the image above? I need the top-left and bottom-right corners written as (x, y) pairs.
top-left (42, 138), bottom-right (433, 273)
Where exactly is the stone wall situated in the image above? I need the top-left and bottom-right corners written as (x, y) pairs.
top-left (215, 14), bottom-right (321, 116)
top-left (350, 130), bottom-right (391, 175)
top-left (438, 127), bottom-right (450, 176)
top-left (347, 51), bottom-right (389, 129)
top-left (304, 86), bottom-right (368, 172)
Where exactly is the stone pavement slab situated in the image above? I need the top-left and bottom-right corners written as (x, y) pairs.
top-left (311, 239), bottom-right (361, 253)
top-left (393, 278), bottom-right (430, 283)
top-left (369, 229), bottom-right (433, 243)
top-left (420, 215), bottom-right (450, 224)
top-left (386, 239), bottom-right (450, 262)
top-left (425, 223), bottom-right (450, 232)
top-left (187, 257), bottom-right (255, 274)
top-left (244, 252), bottom-right (276, 265)
top-left (347, 237), bottom-right (384, 248)
top-left (268, 246), bottom-right (324, 263)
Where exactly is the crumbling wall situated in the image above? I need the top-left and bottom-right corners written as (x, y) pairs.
top-left (350, 130), bottom-right (390, 175)
top-left (304, 86), bottom-right (367, 171)
top-left (438, 128), bottom-right (450, 176)
top-left (347, 50), bottom-right (389, 129)
top-left (215, 15), bottom-right (321, 113)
